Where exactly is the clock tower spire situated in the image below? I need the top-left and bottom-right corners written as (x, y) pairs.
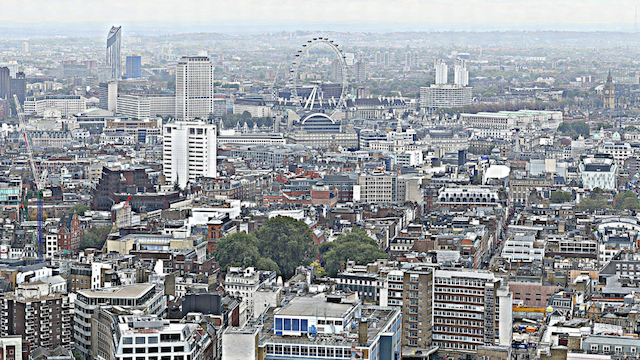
top-left (604, 69), bottom-right (615, 109)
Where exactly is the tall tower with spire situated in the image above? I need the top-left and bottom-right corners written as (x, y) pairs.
top-left (604, 70), bottom-right (616, 109)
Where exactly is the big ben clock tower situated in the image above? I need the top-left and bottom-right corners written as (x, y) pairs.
top-left (604, 70), bottom-right (615, 109)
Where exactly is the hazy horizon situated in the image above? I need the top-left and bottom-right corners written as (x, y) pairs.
top-left (1, 0), bottom-right (639, 37)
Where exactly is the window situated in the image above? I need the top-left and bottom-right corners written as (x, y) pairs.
top-left (148, 348), bottom-right (158, 353)
top-left (275, 318), bottom-right (282, 331)
top-left (284, 319), bottom-right (291, 331)
top-left (123, 338), bottom-right (133, 344)
top-left (174, 347), bottom-right (184, 352)
top-left (301, 319), bottom-right (308, 332)
top-left (135, 348), bottom-right (145, 354)
top-left (148, 337), bottom-right (158, 344)
top-left (123, 348), bottom-right (133, 354)
top-left (161, 347), bottom-right (172, 353)
top-left (136, 337), bottom-right (145, 344)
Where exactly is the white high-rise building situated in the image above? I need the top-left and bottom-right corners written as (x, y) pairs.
top-left (454, 65), bottom-right (469, 86)
top-left (435, 60), bottom-right (448, 85)
top-left (163, 121), bottom-right (217, 188)
top-left (99, 81), bottom-right (118, 113)
top-left (106, 26), bottom-right (122, 80)
top-left (176, 56), bottom-right (215, 120)
top-left (22, 42), bottom-right (29, 53)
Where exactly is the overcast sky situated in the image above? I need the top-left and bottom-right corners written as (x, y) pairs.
top-left (1, 0), bottom-right (638, 31)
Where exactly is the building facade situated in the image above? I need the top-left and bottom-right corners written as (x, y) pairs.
top-left (106, 26), bottom-right (122, 80)
top-left (175, 56), bottom-right (214, 120)
top-left (163, 121), bottom-right (217, 188)
top-left (420, 84), bottom-right (473, 110)
top-left (125, 55), bottom-right (141, 79)
top-left (117, 94), bottom-right (176, 119)
top-left (74, 284), bottom-right (166, 356)
top-left (24, 96), bottom-right (86, 117)
top-left (0, 284), bottom-right (72, 351)
top-left (355, 172), bottom-right (398, 204)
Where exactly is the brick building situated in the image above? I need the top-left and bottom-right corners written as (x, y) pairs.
top-left (57, 212), bottom-right (82, 254)
top-left (92, 167), bottom-right (154, 210)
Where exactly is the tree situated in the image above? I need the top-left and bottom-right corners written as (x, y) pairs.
top-left (615, 190), bottom-right (640, 210)
top-left (69, 204), bottom-right (90, 216)
top-left (310, 260), bottom-right (325, 277)
top-left (213, 232), bottom-right (260, 271)
top-left (241, 111), bottom-right (252, 121)
top-left (80, 225), bottom-right (112, 250)
top-left (550, 191), bottom-right (571, 204)
top-left (321, 229), bottom-right (389, 277)
top-left (253, 217), bottom-right (316, 276)
top-left (255, 257), bottom-right (280, 274)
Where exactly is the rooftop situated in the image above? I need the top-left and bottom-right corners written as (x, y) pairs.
top-left (275, 297), bottom-right (355, 318)
top-left (78, 284), bottom-right (155, 299)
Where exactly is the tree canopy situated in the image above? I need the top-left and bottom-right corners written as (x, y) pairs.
top-left (614, 191), bottom-right (640, 210)
top-left (579, 194), bottom-right (608, 212)
top-left (557, 121), bottom-right (590, 139)
top-left (80, 225), bottom-right (112, 250)
top-left (69, 204), bottom-right (90, 216)
top-left (253, 216), bottom-right (316, 276)
top-left (320, 229), bottom-right (389, 277)
top-left (213, 217), bottom-right (316, 276)
top-left (549, 191), bottom-right (571, 204)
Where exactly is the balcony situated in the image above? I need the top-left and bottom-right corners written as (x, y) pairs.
top-left (62, 309), bottom-right (70, 315)
top-left (62, 322), bottom-right (71, 329)
top-left (62, 330), bottom-right (71, 337)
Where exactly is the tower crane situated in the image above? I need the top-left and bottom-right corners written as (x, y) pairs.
top-left (14, 95), bottom-right (47, 260)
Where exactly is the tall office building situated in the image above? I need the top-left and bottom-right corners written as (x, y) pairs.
top-left (175, 56), bottom-right (215, 120)
top-left (435, 60), bottom-right (448, 85)
top-left (125, 55), bottom-right (141, 79)
top-left (98, 82), bottom-right (118, 113)
top-left (21, 42), bottom-right (28, 53)
top-left (10, 72), bottom-right (26, 104)
top-left (163, 121), bottom-right (217, 188)
top-left (330, 59), bottom-right (343, 82)
top-left (106, 26), bottom-right (122, 80)
top-left (0, 67), bottom-right (10, 100)
top-left (355, 60), bottom-right (366, 83)
top-left (454, 65), bottom-right (469, 86)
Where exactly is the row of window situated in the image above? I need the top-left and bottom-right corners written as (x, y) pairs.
top-left (122, 346), bottom-right (184, 354)
top-left (265, 344), bottom-right (352, 358)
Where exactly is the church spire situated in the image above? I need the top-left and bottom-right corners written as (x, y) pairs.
top-left (607, 69), bottom-right (612, 83)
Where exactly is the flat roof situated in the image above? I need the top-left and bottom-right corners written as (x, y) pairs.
top-left (78, 284), bottom-right (155, 299)
top-left (276, 297), bottom-right (354, 318)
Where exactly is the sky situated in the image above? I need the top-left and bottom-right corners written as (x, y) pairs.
top-left (1, 0), bottom-right (639, 34)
